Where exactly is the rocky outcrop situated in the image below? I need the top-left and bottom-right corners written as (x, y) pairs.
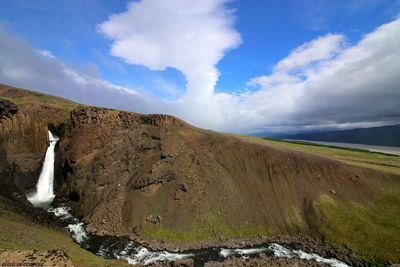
top-left (0, 145), bottom-right (28, 204)
top-left (58, 106), bottom-right (188, 234)
top-left (0, 99), bottom-right (48, 191)
top-left (0, 249), bottom-right (74, 266)
top-left (0, 99), bottom-right (17, 118)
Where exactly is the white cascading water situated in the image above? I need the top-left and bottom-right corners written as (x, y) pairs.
top-left (27, 130), bottom-right (59, 208)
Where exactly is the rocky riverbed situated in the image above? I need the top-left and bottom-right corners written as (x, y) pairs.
top-left (41, 203), bottom-right (360, 267)
top-left (124, 235), bottom-right (365, 266)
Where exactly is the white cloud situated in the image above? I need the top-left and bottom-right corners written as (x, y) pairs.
top-left (248, 34), bottom-right (345, 88)
top-left (98, 0), bottom-right (241, 99)
top-left (235, 18), bottom-right (400, 133)
top-left (97, 1), bottom-right (400, 133)
top-left (275, 34), bottom-right (344, 71)
top-left (1, 6), bottom-right (399, 135)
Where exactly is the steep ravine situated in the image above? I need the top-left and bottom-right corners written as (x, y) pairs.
top-left (47, 205), bottom-right (351, 266)
top-left (58, 106), bottom-right (399, 237)
top-left (57, 105), bottom-right (400, 265)
top-left (1, 84), bottom-right (400, 265)
top-left (23, 127), bottom-right (352, 266)
top-left (0, 84), bottom-right (76, 197)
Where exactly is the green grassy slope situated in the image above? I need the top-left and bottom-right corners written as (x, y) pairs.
top-left (0, 84), bottom-right (78, 112)
top-left (225, 134), bottom-right (400, 265)
top-left (316, 191), bottom-right (400, 265)
top-left (233, 135), bottom-right (400, 175)
top-left (0, 199), bottom-right (127, 266)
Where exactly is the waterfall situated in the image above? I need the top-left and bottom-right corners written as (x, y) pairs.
top-left (27, 130), bottom-right (59, 208)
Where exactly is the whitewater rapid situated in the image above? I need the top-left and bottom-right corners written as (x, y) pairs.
top-left (220, 245), bottom-right (348, 267)
top-left (27, 130), bottom-right (59, 208)
top-left (48, 205), bottom-right (349, 267)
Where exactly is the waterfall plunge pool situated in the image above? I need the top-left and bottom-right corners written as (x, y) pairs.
top-left (26, 130), bottom-right (59, 208)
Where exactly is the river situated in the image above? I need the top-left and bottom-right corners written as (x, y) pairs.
top-left (289, 139), bottom-right (400, 156)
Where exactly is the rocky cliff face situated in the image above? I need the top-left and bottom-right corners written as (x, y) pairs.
top-left (59, 105), bottom-right (400, 244)
top-left (0, 99), bottom-right (48, 203)
top-left (57, 107), bottom-right (189, 231)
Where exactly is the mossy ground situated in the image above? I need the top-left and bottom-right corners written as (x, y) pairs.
top-left (142, 213), bottom-right (275, 241)
top-left (315, 192), bottom-right (400, 265)
top-left (0, 89), bottom-right (78, 112)
top-left (0, 201), bottom-right (127, 266)
top-left (133, 183), bottom-right (275, 241)
top-left (143, 223), bottom-right (273, 241)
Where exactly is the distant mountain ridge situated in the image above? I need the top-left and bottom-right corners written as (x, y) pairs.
top-left (273, 125), bottom-right (400, 147)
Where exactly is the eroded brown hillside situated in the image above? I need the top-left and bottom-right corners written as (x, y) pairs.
top-left (58, 106), bottom-right (400, 245)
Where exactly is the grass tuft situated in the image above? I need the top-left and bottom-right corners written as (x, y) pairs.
top-left (142, 216), bottom-right (274, 241)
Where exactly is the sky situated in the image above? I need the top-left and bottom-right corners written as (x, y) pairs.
top-left (0, 0), bottom-right (399, 134)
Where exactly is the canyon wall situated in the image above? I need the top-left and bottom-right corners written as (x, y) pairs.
top-left (59, 106), bottom-right (400, 242)
top-left (0, 84), bottom-right (75, 194)
top-left (1, 84), bottom-right (399, 263)
top-left (0, 104), bottom-right (48, 191)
